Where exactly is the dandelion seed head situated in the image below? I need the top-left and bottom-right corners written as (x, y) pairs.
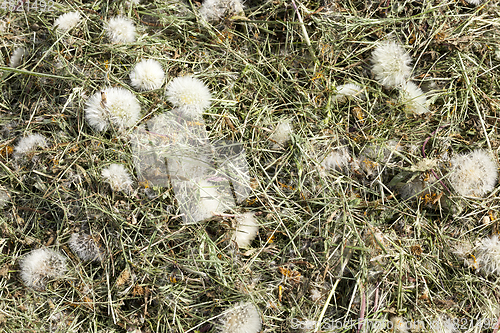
top-left (399, 81), bottom-right (429, 115)
top-left (269, 119), bottom-right (293, 146)
top-left (321, 148), bottom-right (350, 171)
top-left (232, 213), bottom-right (259, 248)
top-left (54, 11), bottom-right (81, 32)
top-left (431, 315), bottom-right (459, 333)
top-left (130, 59), bottom-right (165, 91)
top-left (166, 76), bottom-right (212, 118)
top-left (85, 87), bottom-right (141, 132)
top-left (449, 149), bottom-right (498, 197)
top-left (333, 83), bottom-right (364, 102)
top-left (390, 316), bottom-right (408, 333)
top-left (465, 0), bottom-right (483, 5)
top-left (69, 233), bottom-right (104, 262)
top-left (20, 248), bottom-right (67, 290)
top-left (200, 0), bottom-right (244, 22)
top-left (106, 16), bottom-right (136, 43)
top-left (196, 180), bottom-right (224, 220)
top-left (372, 41), bottom-right (412, 88)
top-left (310, 288), bottom-right (322, 301)
top-left (101, 164), bottom-right (133, 192)
top-left (221, 302), bottom-right (261, 333)
top-left (475, 235), bottom-right (500, 275)
top-left (0, 20), bottom-right (7, 33)
top-left (125, 0), bottom-right (141, 5)
top-left (9, 47), bottom-right (25, 68)
top-left (14, 134), bottom-right (48, 157)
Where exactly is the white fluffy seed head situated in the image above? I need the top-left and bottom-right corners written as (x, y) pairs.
top-left (19, 248), bottom-right (67, 290)
top-left (333, 83), bottom-right (364, 102)
top-left (85, 87), bottom-right (141, 132)
top-left (475, 235), bottom-right (500, 275)
top-left (166, 76), bottom-right (212, 118)
top-left (372, 41), bottom-right (412, 88)
top-left (101, 164), bottom-right (133, 192)
top-left (269, 119), bottom-right (293, 146)
top-left (9, 47), bottom-right (25, 68)
top-left (321, 148), bottom-right (350, 171)
top-left (200, 0), bottom-right (244, 22)
top-left (232, 213), bottom-right (259, 248)
top-left (310, 288), bottom-right (322, 301)
top-left (69, 233), bottom-right (104, 262)
top-left (0, 20), bottom-right (7, 33)
top-left (125, 0), bottom-right (141, 5)
top-left (54, 11), bottom-right (81, 32)
top-left (130, 59), bottom-right (165, 91)
top-left (448, 149), bottom-right (498, 197)
top-left (14, 134), bottom-right (48, 157)
top-left (399, 81), bottom-right (429, 115)
top-left (197, 179), bottom-right (224, 220)
top-left (465, 0), bottom-right (482, 5)
top-left (106, 16), bottom-right (136, 43)
top-left (390, 316), bottom-right (409, 333)
top-left (221, 302), bottom-right (261, 333)
top-left (431, 315), bottom-right (458, 333)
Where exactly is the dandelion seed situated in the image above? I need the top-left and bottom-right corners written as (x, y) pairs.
top-left (85, 87), bottom-right (141, 132)
top-left (333, 83), bottom-right (364, 102)
top-left (432, 315), bottom-right (458, 333)
top-left (390, 316), bottom-right (408, 333)
top-left (321, 148), bottom-right (350, 171)
top-left (371, 41), bottom-right (412, 88)
top-left (269, 119), bottom-right (293, 146)
top-left (310, 288), bottom-right (322, 301)
top-left (106, 16), bottom-right (136, 43)
top-left (101, 164), bottom-right (133, 192)
top-left (399, 81), bottom-right (429, 115)
top-left (475, 235), bottom-right (500, 275)
top-left (232, 213), bottom-right (259, 248)
top-left (69, 233), bottom-right (104, 262)
top-left (166, 76), bottom-right (212, 119)
top-left (452, 241), bottom-right (476, 269)
top-left (54, 11), bottom-right (81, 32)
top-left (464, 0), bottom-right (483, 5)
top-left (197, 179), bottom-right (224, 219)
top-left (200, 0), bottom-right (244, 22)
top-left (125, 0), bottom-right (141, 5)
top-left (9, 47), bottom-right (25, 68)
top-left (130, 59), bottom-right (165, 91)
top-left (221, 302), bottom-right (261, 333)
top-left (19, 248), bottom-right (67, 290)
top-left (14, 134), bottom-right (48, 157)
top-left (448, 149), bottom-right (498, 197)
top-left (0, 20), bottom-right (7, 33)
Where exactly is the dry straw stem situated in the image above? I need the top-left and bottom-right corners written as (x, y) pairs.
top-left (0, 0), bottom-right (500, 332)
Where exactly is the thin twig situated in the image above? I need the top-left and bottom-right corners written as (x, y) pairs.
top-left (357, 284), bottom-right (366, 333)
